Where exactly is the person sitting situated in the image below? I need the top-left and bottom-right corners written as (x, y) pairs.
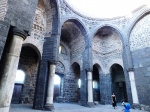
top-left (122, 100), bottom-right (131, 112)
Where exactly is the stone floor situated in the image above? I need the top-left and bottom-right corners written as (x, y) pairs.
top-left (10, 103), bottom-right (148, 112)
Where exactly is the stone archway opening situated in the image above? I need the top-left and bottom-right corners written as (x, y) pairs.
top-left (110, 64), bottom-right (128, 103)
top-left (11, 46), bottom-right (39, 104)
top-left (59, 19), bottom-right (86, 104)
top-left (92, 64), bottom-right (100, 103)
top-left (92, 64), bottom-right (103, 104)
top-left (11, 70), bottom-right (26, 104)
top-left (71, 62), bottom-right (81, 102)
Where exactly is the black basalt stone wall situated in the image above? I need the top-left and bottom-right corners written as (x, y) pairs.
top-left (80, 70), bottom-right (87, 106)
top-left (34, 36), bottom-right (60, 109)
top-left (63, 75), bottom-right (78, 102)
top-left (105, 74), bottom-right (112, 104)
top-left (33, 60), bottom-right (48, 110)
top-left (100, 75), bottom-right (105, 104)
top-left (44, 36), bottom-right (60, 63)
top-left (5, 0), bottom-right (38, 33)
top-left (100, 74), bottom-right (112, 104)
top-left (132, 47), bottom-right (150, 105)
top-left (0, 21), bottom-right (10, 60)
top-left (33, 38), bottom-right (50, 109)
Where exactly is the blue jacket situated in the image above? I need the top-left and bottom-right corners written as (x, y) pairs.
top-left (123, 103), bottom-right (131, 112)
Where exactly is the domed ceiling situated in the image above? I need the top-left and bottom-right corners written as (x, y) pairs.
top-left (65, 0), bottom-right (150, 19)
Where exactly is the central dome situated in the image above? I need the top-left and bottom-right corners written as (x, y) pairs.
top-left (65, 0), bottom-right (149, 19)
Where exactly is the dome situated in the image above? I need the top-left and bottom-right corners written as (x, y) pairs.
top-left (65, 0), bottom-right (150, 19)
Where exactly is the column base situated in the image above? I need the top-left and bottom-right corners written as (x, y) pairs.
top-left (43, 104), bottom-right (55, 111)
top-left (87, 102), bottom-right (94, 108)
top-left (0, 106), bottom-right (9, 112)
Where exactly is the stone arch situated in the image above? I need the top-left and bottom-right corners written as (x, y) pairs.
top-left (93, 63), bottom-right (103, 74)
top-left (11, 45), bottom-right (40, 104)
top-left (22, 43), bottom-right (41, 60)
top-left (61, 18), bottom-right (89, 44)
top-left (124, 9), bottom-right (150, 70)
top-left (109, 63), bottom-right (123, 72)
top-left (60, 41), bottom-right (70, 56)
top-left (92, 25), bottom-right (124, 46)
top-left (71, 60), bottom-right (82, 70)
top-left (71, 62), bottom-right (81, 79)
top-left (110, 64), bottom-right (128, 103)
top-left (129, 10), bottom-right (150, 106)
top-left (93, 60), bottom-right (104, 74)
top-left (129, 11), bottom-right (150, 51)
top-left (128, 10), bottom-right (150, 40)
top-left (108, 60), bottom-right (124, 72)
top-left (92, 63), bottom-right (102, 103)
top-left (61, 18), bottom-right (90, 70)
top-left (56, 61), bottom-right (65, 74)
top-left (92, 26), bottom-right (123, 73)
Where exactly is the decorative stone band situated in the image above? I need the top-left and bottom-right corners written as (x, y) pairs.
top-left (12, 27), bottom-right (27, 40)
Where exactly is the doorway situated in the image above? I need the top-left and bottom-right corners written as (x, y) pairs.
top-left (11, 70), bottom-right (25, 104)
top-left (54, 74), bottom-right (61, 102)
top-left (92, 64), bottom-right (100, 102)
top-left (110, 64), bottom-right (127, 102)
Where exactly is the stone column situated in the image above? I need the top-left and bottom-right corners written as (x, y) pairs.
top-left (129, 71), bottom-right (139, 104)
top-left (0, 27), bottom-right (26, 112)
top-left (44, 64), bottom-right (56, 111)
top-left (87, 71), bottom-right (94, 107)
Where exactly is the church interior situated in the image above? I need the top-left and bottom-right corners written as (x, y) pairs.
top-left (0, 0), bottom-right (150, 111)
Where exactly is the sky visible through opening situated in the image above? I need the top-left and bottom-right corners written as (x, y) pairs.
top-left (65, 0), bottom-right (150, 18)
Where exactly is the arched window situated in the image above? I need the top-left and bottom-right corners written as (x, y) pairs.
top-left (78, 79), bottom-right (81, 88)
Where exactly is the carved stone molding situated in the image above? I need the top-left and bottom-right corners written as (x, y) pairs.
top-left (0, 0), bottom-right (7, 21)
top-left (12, 27), bottom-right (27, 40)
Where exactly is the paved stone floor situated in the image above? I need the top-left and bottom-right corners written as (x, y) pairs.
top-left (10, 103), bottom-right (148, 112)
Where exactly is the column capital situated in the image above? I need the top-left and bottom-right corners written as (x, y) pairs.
top-left (49, 61), bottom-right (57, 65)
top-left (127, 68), bottom-right (134, 72)
top-left (12, 27), bottom-right (27, 40)
top-left (86, 68), bottom-right (93, 72)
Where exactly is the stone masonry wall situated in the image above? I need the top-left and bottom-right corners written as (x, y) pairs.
top-left (70, 34), bottom-right (85, 63)
top-left (0, 21), bottom-right (10, 60)
top-left (18, 47), bottom-right (39, 104)
top-left (93, 31), bottom-right (123, 72)
top-left (0, 0), bottom-right (7, 21)
top-left (5, 0), bottom-right (38, 33)
top-left (130, 14), bottom-right (150, 106)
top-left (93, 31), bottom-right (123, 104)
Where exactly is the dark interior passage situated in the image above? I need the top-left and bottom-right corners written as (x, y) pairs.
top-left (111, 64), bottom-right (127, 102)
top-left (92, 65), bottom-right (100, 102)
